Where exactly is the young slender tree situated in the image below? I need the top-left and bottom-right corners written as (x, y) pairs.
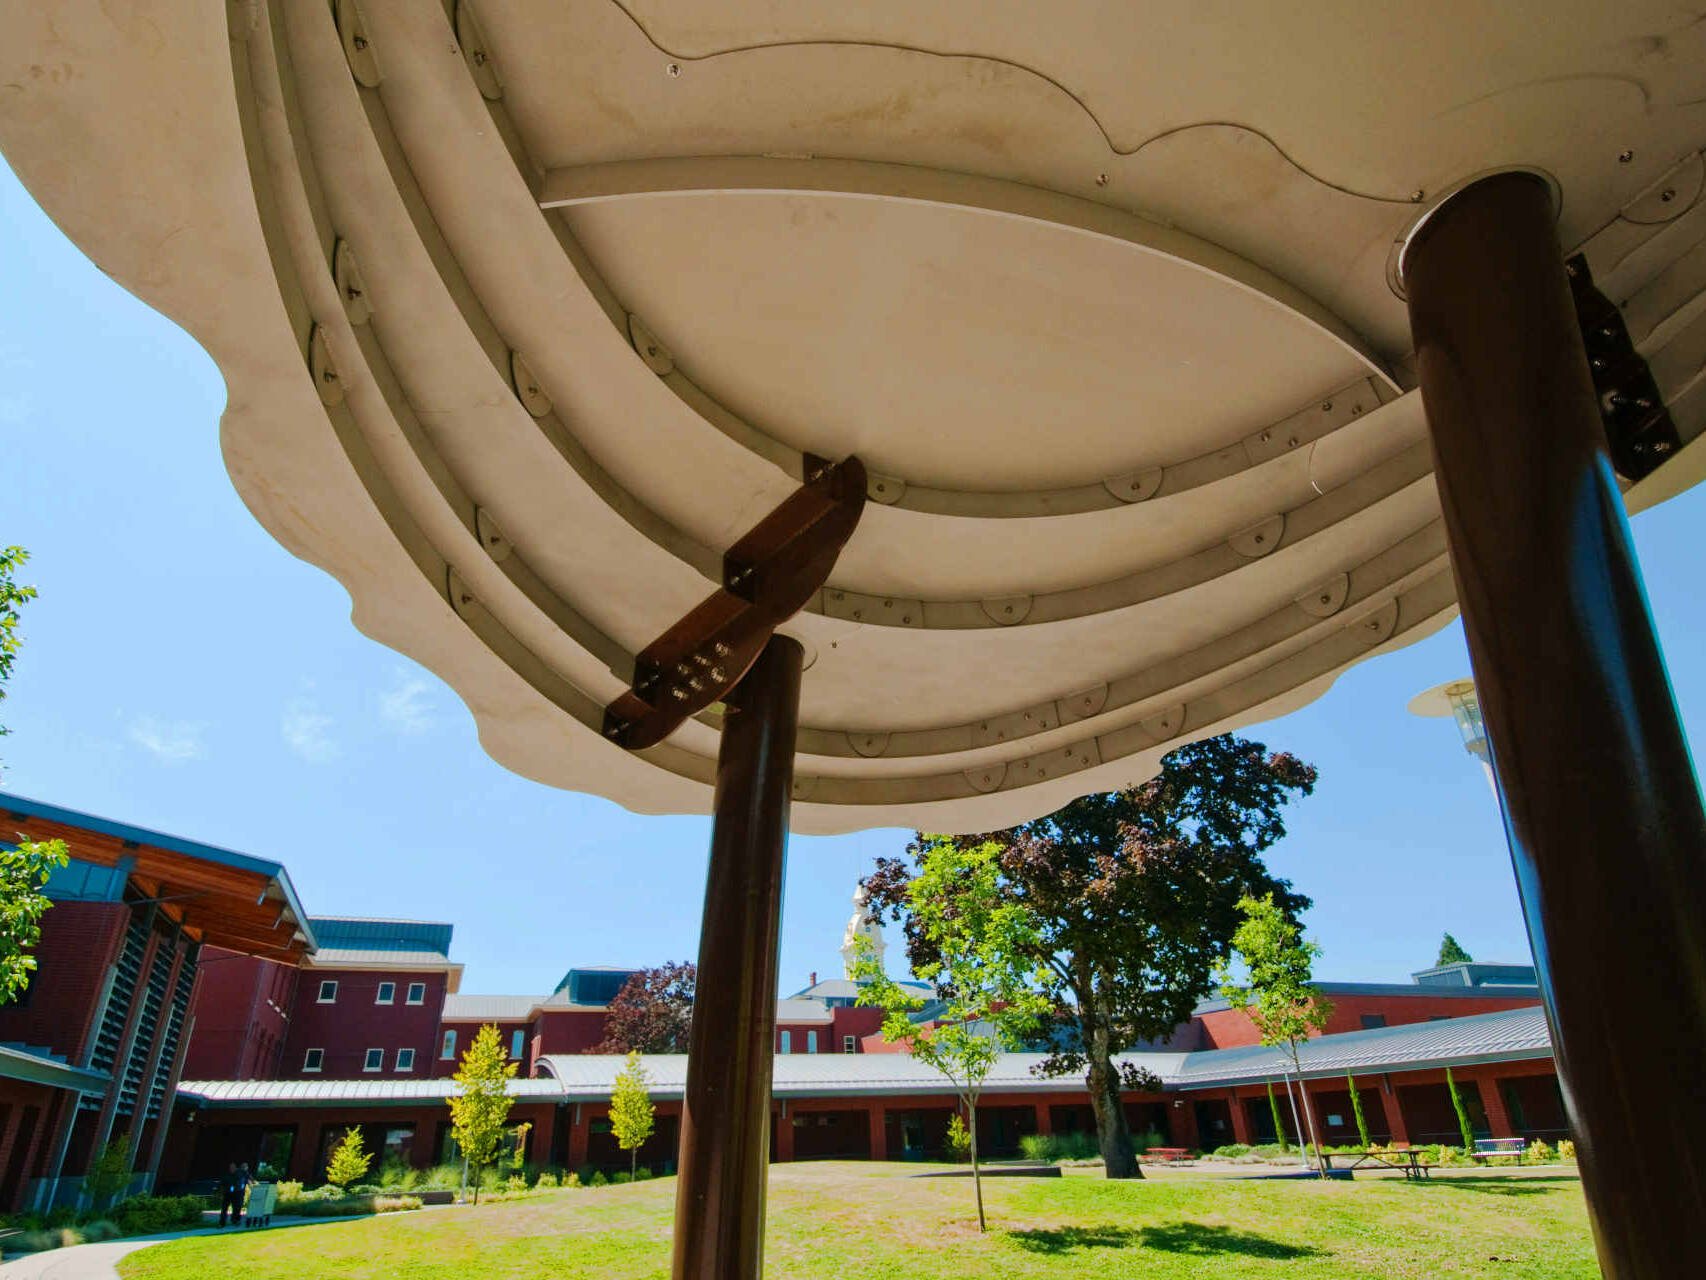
top-left (609, 1051), bottom-right (655, 1177)
top-left (1436, 933), bottom-right (1473, 966)
top-left (82, 1134), bottom-right (134, 1211)
top-left (593, 962), bottom-right (696, 1053)
top-left (1348, 1073), bottom-right (1372, 1149)
top-left (1, 837), bottom-right (68, 1005)
top-left (449, 1023), bottom-right (516, 1203)
top-left (853, 840), bottom-right (1051, 1233)
top-left (1266, 1080), bottom-right (1289, 1152)
top-left (325, 1127), bottom-right (371, 1190)
top-left (1446, 1066), bottom-right (1477, 1154)
top-left (1221, 892), bottom-right (1335, 1178)
top-left (864, 734), bottom-right (1316, 1178)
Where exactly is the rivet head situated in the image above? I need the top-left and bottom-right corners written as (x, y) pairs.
top-left (1618, 149), bottom-right (1634, 163)
top-left (902, 615), bottom-right (912, 624)
top-left (1287, 436), bottom-right (1299, 448)
top-left (1253, 533), bottom-right (1265, 544)
top-left (1661, 188), bottom-right (1677, 203)
top-left (1094, 173), bottom-right (1110, 187)
top-left (670, 687), bottom-right (689, 701)
top-left (1321, 401), bottom-right (1333, 412)
top-left (665, 62), bottom-right (680, 77)
top-left (1410, 189), bottom-right (1425, 202)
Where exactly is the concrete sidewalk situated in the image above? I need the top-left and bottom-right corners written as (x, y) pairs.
top-left (0, 1216), bottom-right (329, 1280)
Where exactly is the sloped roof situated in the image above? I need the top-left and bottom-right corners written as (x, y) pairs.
top-left (1173, 1006), bottom-right (1553, 1087)
top-left (775, 999), bottom-right (835, 1025)
top-left (181, 1007), bottom-right (1554, 1108)
top-left (308, 917), bottom-right (454, 956)
top-left (442, 994), bottom-right (542, 1022)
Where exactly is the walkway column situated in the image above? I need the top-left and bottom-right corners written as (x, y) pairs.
top-left (1229, 1092), bottom-right (1253, 1146)
top-left (671, 636), bottom-right (803, 1280)
top-left (773, 1109), bottom-right (794, 1163)
top-left (867, 1106), bottom-right (887, 1161)
top-left (1403, 169), bottom-right (1706, 1277)
top-left (1470, 1072), bottom-right (1517, 1141)
top-left (1379, 1078), bottom-right (1411, 1148)
top-left (566, 1106), bottom-right (589, 1171)
top-left (1032, 1102), bottom-right (1052, 1138)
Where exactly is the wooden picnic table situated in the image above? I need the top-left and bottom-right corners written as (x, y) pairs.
top-left (1326, 1149), bottom-right (1431, 1180)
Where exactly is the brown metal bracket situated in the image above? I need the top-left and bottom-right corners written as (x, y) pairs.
top-left (1567, 254), bottom-right (1680, 482)
top-left (602, 455), bottom-right (867, 750)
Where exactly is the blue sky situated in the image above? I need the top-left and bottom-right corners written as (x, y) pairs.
top-left (4, 154), bottom-right (1704, 998)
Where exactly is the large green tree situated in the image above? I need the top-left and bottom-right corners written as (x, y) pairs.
top-left (1436, 932), bottom-right (1473, 966)
top-left (449, 1023), bottom-right (516, 1202)
top-left (863, 734), bottom-right (1315, 1178)
top-left (853, 841), bottom-right (1050, 1232)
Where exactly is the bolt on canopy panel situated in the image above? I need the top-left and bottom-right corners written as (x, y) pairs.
top-left (3, 0), bottom-right (1704, 833)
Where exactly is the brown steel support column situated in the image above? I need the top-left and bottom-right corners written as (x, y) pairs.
top-left (671, 635), bottom-right (803, 1280)
top-left (1404, 170), bottom-right (1706, 1278)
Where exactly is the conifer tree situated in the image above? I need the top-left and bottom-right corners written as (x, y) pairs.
top-left (609, 1051), bottom-right (655, 1177)
top-left (325, 1127), bottom-right (371, 1190)
top-left (449, 1024), bottom-right (516, 1203)
top-left (1347, 1073), bottom-right (1372, 1149)
top-left (1436, 933), bottom-right (1473, 966)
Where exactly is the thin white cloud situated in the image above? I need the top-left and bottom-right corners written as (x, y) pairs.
top-left (378, 670), bottom-right (436, 736)
top-left (128, 716), bottom-right (206, 764)
top-left (282, 697), bottom-right (338, 763)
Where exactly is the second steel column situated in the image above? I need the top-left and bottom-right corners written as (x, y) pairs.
top-left (671, 635), bottom-right (803, 1280)
top-left (1403, 171), bottom-right (1706, 1279)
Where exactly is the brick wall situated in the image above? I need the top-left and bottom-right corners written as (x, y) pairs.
top-left (181, 948), bottom-right (296, 1080)
top-left (280, 969), bottom-right (448, 1078)
top-left (0, 900), bottom-right (126, 1061)
top-left (431, 1020), bottom-right (534, 1077)
top-left (1196, 990), bottom-right (1541, 1048)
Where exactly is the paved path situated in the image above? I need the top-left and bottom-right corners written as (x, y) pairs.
top-left (0, 1218), bottom-right (323, 1280)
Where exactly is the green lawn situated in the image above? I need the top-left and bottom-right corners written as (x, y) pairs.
top-left (119, 1163), bottom-right (1598, 1279)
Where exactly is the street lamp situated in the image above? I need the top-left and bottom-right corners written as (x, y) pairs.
top-left (1408, 678), bottom-right (1494, 790)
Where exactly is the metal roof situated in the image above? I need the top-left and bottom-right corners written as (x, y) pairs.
top-left (177, 1077), bottom-right (563, 1108)
top-left (442, 994), bottom-right (541, 1022)
top-left (774, 999), bottom-right (835, 1025)
top-left (1172, 1006), bottom-right (1554, 1088)
top-left (307, 949), bottom-right (460, 970)
top-left (0, 1043), bottom-right (111, 1095)
top-left (789, 978), bottom-right (932, 1001)
top-left (308, 917), bottom-right (453, 956)
top-left (179, 1007), bottom-right (1554, 1108)
top-left (0, 790), bottom-right (317, 956)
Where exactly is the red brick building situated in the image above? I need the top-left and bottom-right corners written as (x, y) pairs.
top-left (0, 793), bottom-right (313, 1212)
top-left (2, 792), bottom-right (1567, 1198)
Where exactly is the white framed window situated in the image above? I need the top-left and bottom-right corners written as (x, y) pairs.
top-left (395, 1048), bottom-right (416, 1072)
top-left (303, 1048), bottom-right (324, 1073)
top-left (363, 1048), bottom-right (383, 1072)
top-left (807, 1031), bottom-right (818, 1054)
top-left (779, 1031), bottom-right (791, 1054)
top-left (376, 982), bottom-right (395, 1005)
top-left (440, 1030), bottom-right (457, 1060)
top-left (842, 1036), bottom-right (856, 1054)
top-left (510, 1029), bottom-right (524, 1060)
top-left (316, 980), bottom-right (338, 1004)
top-left (406, 982), bottom-right (426, 1006)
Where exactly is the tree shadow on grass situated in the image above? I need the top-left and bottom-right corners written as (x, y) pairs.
top-left (1010, 1223), bottom-right (1321, 1258)
top-left (1418, 1176), bottom-right (1577, 1198)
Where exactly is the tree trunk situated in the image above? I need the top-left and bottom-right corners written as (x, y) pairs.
top-left (1086, 1054), bottom-right (1142, 1179)
top-left (968, 1098), bottom-right (986, 1234)
top-left (1291, 1052), bottom-right (1327, 1180)
top-left (631, 1148), bottom-right (637, 1178)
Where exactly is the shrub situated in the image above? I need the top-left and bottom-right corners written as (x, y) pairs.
top-left (81, 1220), bottom-right (123, 1242)
top-left (1019, 1132), bottom-right (1101, 1163)
top-left (112, 1195), bottom-right (206, 1237)
top-left (506, 1174), bottom-right (527, 1193)
top-left (943, 1114), bottom-right (972, 1163)
top-left (633, 1167), bottom-right (654, 1182)
top-left (1133, 1129), bottom-right (1165, 1155)
top-left (421, 1164), bottom-right (463, 1190)
top-left (82, 1136), bottom-right (135, 1214)
top-left (1524, 1140), bottom-right (1556, 1165)
top-left (563, 1173), bottom-right (581, 1189)
top-left (275, 1181), bottom-right (303, 1201)
top-left (589, 1172), bottom-right (608, 1187)
top-left (289, 1197), bottom-right (375, 1218)
top-left (325, 1128), bottom-right (372, 1190)
top-left (45, 1205), bottom-right (79, 1229)
top-left (15, 1229), bottom-right (66, 1253)
top-left (348, 1184), bottom-right (380, 1197)
top-left (1559, 1139), bottom-right (1577, 1163)
top-left (534, 1172), bottom-right (558, 1189)
top-left (1212, 1144), bottom-right (1251, 1158)
top-left (378, 1160), bottom-right (421, 1191)
top-left (373, 1196), bottom-right (422, 1214)
top-left (611, 1171), bottom-right (632, 1185)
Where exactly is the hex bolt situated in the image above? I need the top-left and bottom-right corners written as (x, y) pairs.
top-left (712, 641), bottom-right (731, 657)
top-left (670, 687), bottom-right (689, 702)
top-left (1619, 149), bottom-right (1634, 163)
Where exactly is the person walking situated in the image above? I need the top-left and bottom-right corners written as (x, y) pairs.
top-left (218, 1162), bottom-right (245, 1228)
